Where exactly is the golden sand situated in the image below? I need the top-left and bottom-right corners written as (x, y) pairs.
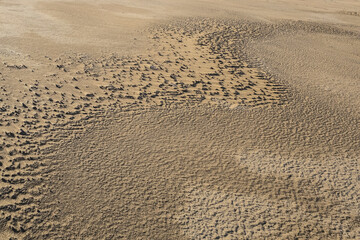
top-left (0, 0), bottom-right (359, 239)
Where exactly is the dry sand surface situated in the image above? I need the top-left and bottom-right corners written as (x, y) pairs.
top-left (0, 0), bottom-right (359, 239)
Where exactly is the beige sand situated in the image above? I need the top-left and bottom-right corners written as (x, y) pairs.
top-left (0, 0), bottom-right (359, 239)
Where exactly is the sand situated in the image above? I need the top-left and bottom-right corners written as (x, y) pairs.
top-left (0, 0), bottom-right (359, 239)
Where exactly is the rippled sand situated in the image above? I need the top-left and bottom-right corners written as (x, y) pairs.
top-left (0, 0), bottom-right (359, 239)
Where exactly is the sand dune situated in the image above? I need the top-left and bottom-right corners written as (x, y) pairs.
top-left (0, 0), bottom-right (359, 239)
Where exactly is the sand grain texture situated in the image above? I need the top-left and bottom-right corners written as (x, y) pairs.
top-left (0, 0), bottom-right (359, 239)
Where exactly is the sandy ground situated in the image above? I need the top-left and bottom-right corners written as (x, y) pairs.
top-left (0, 0), bottom-right (359, 239)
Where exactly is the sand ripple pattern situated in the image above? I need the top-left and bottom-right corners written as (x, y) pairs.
top-left (0, 18), bottom-right (358, 239)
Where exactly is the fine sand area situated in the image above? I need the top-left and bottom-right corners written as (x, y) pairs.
top-left (0, 0), bottom-right (359, 239)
